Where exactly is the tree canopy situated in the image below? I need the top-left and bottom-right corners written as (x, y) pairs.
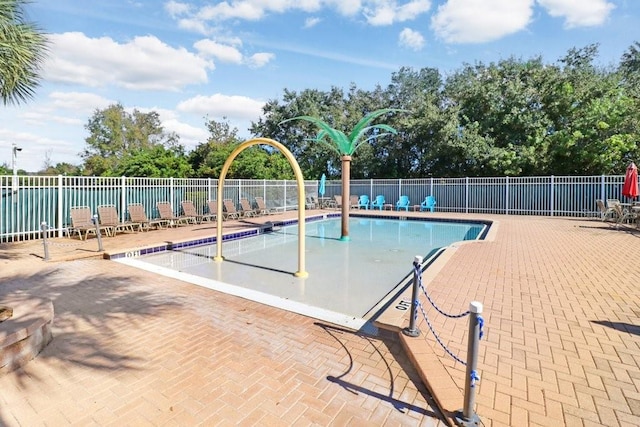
top-left (252, 44), bottom-right (640, 177)
top-left (63, 42), bottom-right (640, 179)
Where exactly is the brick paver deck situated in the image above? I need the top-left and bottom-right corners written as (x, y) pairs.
top-left (1, 210), bottom-right (639, 426)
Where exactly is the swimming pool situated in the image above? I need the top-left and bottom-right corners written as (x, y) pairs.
top-left (116, 217), bottom-right (486, 329)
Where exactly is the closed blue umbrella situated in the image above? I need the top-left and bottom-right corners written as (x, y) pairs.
top-left (319, 173), bottom-right (326, 197)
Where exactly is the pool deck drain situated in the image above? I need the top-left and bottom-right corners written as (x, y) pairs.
top-left (1, 209), bottom-right (639, 426)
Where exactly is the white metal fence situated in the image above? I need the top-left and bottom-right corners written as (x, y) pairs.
top-left (0, 174), bottom-right (629, 242)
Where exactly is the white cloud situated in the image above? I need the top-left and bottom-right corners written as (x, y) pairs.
top-left (431, 0), bottom-right (534, 44)
top-left (164, 0), bottom-right (191, 17)
top-left (537, 0), bottom-right (615, 28)
top-left (177, 94), bottom-right (264, 121)
top-left (399, 28), bottom-right (425, 51)
top-left (326, 0), bottom-right (362, 16)
top-left (167, 1), bottom-right (432, 29)
top-left (247, 52), bottom-right (275, 68)
top-left (48, 92), bottom-right (113, 112)
top-left (44, 32), bottom-right (214, 91)
top-left (162, 119), bottom-right (209, 148)
top-left (194, 39), bottom-right (244, 64)
top-left (198, 2), bottom-right (265, 21)
top-left (176, 18), bottom-right (210, 34)
top-left (304, 17), bottom-right (321, 28)
top-left (17, 92), bottom-right (112, 129)
top-left (364, 0), bottom-right (432, 26)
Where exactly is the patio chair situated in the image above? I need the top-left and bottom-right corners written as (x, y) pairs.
top-left (222, 199), bottom-right (241, 220)
top-left (127, 203), bottom-right (168, 231)
top-left (157, 201), bottom-right (196, 227)
top-left (239, 198), bottom-right (258, 217)
top-left (595, 199), bottom-right (616, 222)
top-left (370, 195), bottom-right (385, 210)
top-left (98, 204), bottom-right (140, 235)
top-left (612, 202), bottom-right (639, 228)
top-left (349, 195), bottom-right (359, 209)
top-left (181, 200), bottom-right (207, 224)
top-left (396, 195), bottom-right (410, 211)
top-left (420, 196), bottom-right (436, 212)
top-left (333, 195), bottom-right (343, 209)
top-left (254, 197), bottom-right (277, 215)
top-left (357, 195), bottom-right (370, 210)
top-left (69, 206), bottom-right (112, 240)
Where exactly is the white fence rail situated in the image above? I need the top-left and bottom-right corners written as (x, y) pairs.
top-left (0, 174), bottom-right (628, 242)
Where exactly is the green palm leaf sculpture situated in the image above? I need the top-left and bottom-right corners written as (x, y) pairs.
top-left (281, 108), bottom-right (403, 240)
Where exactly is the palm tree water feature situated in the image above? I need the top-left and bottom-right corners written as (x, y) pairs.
top-left (116, 217), bottom-right (486, 329)
top-left (280, 108), bottom-right (403, 241)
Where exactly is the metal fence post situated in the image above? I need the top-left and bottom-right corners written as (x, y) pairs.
top-left (41, 222), bottom-right (50, 261)
top-left (92, 214), bottom-right (104, 252)
top-left (402, 255), bottom-right (423, 337)
top-left (456, 301), bottom-right (483, 426)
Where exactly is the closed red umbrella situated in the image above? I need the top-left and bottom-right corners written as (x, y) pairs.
top-left (622, 162), bottom-right (639, 198)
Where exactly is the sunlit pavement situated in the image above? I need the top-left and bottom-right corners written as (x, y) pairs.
top-left (1, 209), bottom-right (639, 426)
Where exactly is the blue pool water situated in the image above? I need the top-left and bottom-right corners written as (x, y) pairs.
top-left (117, 217), bottom-right (485, 328)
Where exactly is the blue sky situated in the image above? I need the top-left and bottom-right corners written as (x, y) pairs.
top-left (2, 0), bottom-right (638, 172)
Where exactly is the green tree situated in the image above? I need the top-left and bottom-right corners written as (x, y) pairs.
top-left (39, 162), bottom-right (82, 176)
top-left (251, 87), bottom-right (351, 179)
top-left (444, 57), bottom-right (555, 175)
top-left (0, 0), bottom-right (48, 105)
top-left (544, 45), bottom-right (638, 174)
top-left (281, 109), bottom-right (401, 240)
top-left (114, 145), bottom-right (193, 178)
top-left (190, 118), bottom-right (293, 179)
top-left (81, 103), bottom-right (181, 176)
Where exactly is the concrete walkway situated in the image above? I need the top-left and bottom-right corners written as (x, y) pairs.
top-left (1, 210), bottom-right (639, 426)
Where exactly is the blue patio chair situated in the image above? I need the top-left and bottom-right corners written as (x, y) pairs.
top-left (370, 195), bottom-right (385, 210)
top-left (396, 195), bottom-right (410, 211)
top-left (420, 195), bottom-right (436, 212)
top-left (358, 195), bottom-right (370, 209)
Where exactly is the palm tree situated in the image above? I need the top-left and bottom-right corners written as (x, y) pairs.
top-left (0, 0), bottom-right (49, 105)
top-left (281, 108), bottom-right (401, 240)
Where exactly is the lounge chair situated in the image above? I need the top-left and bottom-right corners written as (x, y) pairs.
top-left (157, 201), bottom-right (196, 227)
top-left (370, 195), bottom-right (385, 210)
top-left (223, 199), bottom-right (241, 220)
top-left (396, 195), bottom-right (410, 211)
top-left (254, 197), bottom-right (277, 215)
top-left (204, 200), bottom-right (219, 221)
top-left (127, 203), bottom-right (168, 231)
top-left (357, 195), bottom-right (370, 210)
top-left (98, 204), bottom-right (140, 235)
top-left (239, 198), bottom-right (258, 217)
top-left (349, 195), bottom-right (359, 209)
top-left (181, 200), bottom-right (207, 224)
top-left (305, 195), bottom-right (318, 209)
top-left (69, 206), bottom-right (112, 240)
top-left (420, 196), bottom-right (436, 212)
top-left (595, 199), bottom-right (616, 222)
top-left (333, 195), bottom-right (343, 209)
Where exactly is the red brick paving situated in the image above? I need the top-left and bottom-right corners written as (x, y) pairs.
top-left (1, 210), bottom-right (640, 426)
top-left (0, 211), bottom-right (443, 426)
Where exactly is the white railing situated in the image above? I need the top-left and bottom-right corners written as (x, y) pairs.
top-left (0, 174), bottom-right (628, 242)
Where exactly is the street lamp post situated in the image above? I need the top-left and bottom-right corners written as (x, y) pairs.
top-left (12, 143), bottom-right (22, 194)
